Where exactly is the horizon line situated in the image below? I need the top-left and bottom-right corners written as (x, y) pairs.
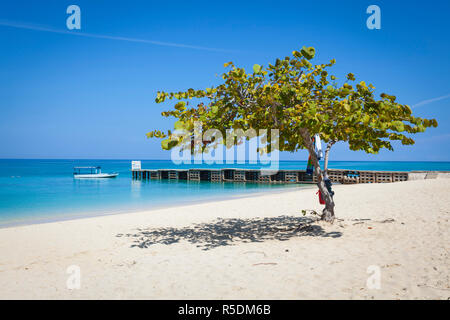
top-left (0, 158), bottom-right (449, 163)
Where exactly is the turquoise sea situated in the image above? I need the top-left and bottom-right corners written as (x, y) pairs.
top-left (0, 159), bottom-right (449, 227)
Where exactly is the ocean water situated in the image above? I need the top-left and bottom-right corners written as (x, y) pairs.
top-left (0, 159), bottom-right (449, 227)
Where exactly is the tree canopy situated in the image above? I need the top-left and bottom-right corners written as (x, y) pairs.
top-left (148, 45), bottom-right (437, 155)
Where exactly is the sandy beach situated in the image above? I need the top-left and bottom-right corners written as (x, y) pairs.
top-left (0, 178), bottom-right (448, 299)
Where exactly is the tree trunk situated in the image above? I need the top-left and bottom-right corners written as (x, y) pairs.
top-left (299, 129), bottom-right (335, 222)
top-left (323, 140), bottom-right (336, 179)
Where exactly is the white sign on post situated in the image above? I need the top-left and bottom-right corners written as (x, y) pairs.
top-left (131, 161), bottom-right (141, 170)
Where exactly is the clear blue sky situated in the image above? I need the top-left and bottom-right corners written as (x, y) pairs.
top-left (0, 0), bottom-right (449, 161)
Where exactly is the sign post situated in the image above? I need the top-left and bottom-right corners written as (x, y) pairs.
top-left (131, 161), bottom-right (141, 171)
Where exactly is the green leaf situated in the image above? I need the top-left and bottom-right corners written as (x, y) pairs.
top-left (300, 46), bottom-right (316, 60)
top-left (392, 121), bottom-right (405, 132)
top-left (292, 51), bottom-right (302, 58)
top-left (417, 124), bottom-right (425, 132)
top-left (161, 138), bottom-right (178, 150)
top-left (174, 120), bottom-right (185, 130)
top-left (303, 60), bottom-right (312, 69)
top-left (253, 64), bottom-right (262, 73)
top-left (174, 102), bottom-right (186, 111)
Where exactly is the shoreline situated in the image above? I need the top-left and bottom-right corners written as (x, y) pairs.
top-left (0, 179), bottom-right (448, 299)
top-left (0, 184), bottom-right (312, 229)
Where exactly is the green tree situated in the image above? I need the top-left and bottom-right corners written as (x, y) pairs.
top-left (148, 46), bottom-right (437, 222)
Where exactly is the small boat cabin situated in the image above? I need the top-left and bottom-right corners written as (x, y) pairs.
top-left (73, 166), bottom-right (102, 175)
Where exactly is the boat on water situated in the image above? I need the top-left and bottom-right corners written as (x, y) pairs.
top-left (73, 166), bottom-right (119, 179)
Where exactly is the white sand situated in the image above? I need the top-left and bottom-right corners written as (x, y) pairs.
top-left (0, 179), bottom-right (448, 299)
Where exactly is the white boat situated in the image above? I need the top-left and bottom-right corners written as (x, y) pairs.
top-left (73, 166), bottom-right (119, 179)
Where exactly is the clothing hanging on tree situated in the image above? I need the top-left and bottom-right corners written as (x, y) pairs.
top-left (324, 177), bottom-right (335, 198)
top-left (306, 154), bottom-right (314, 175)
top-left (305, 134), bottom-right (323, 175)
top-left (306, 136), bottom-right (315, 175)
top-left (314, 134), bottom-right (323, 160)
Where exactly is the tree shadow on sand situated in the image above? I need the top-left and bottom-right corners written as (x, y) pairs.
top-left (117, 215), bottom-right (342, 251)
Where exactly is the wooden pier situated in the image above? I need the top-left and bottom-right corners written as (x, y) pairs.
top-left (131, 168), bottom-right (412, 184)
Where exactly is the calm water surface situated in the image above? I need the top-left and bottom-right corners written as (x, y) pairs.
top-left (0, 159), bottom-right (449, 227)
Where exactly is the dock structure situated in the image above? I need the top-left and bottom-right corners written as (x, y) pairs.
top-left (131, 168), bottom-right (413, 184)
